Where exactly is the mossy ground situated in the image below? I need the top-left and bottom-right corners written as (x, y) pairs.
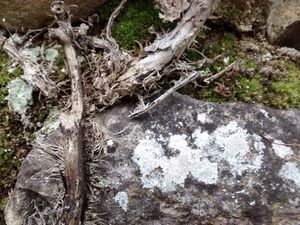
top-left (0, 50), bottom-right (26, 223)
top-left (181, 30), bottom-right (300, 109)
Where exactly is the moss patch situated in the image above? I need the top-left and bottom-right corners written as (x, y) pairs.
top-left (112, 0), bottom-right (163, 50)
top-left (267, 64), bottom-right (300, 108)
top-left (97, 0), bottom-right (173, 51)
top-left (181, 29), bottom-right (300, 109)
top-left (0, 50), bottom-right (22, 106)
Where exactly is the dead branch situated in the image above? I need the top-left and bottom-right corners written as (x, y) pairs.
top-left (204, 60), bottom-right (238, 84)
top-left (3, 36), bottom-right (57, 97)
top-left (129, 69), bottom-right (208, 118)
top-left (49, 1), bottom-right (85, 224)
top-left (95, 0), bottom-right (220, 107)
top-left (106, 0), bottom-right (128, 42)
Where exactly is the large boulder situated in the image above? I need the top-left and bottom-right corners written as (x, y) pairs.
top-left (5, 93), bottom-right (300, 224)
top-left (0, 0), bottom-right (108, 31)
top-left (267, 0), bottom-right (300, 50)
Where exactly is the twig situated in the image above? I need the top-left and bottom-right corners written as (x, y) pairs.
top-left (204, 60), bottom-right (237, 84)
top-left (129, 70), bottom-right (207, 118)
top-left (106, 0), bottom-right (128, 41)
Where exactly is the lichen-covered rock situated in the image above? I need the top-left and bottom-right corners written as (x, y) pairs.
top-left (0, 0), bottom-right (108, 30)
top-left (267, 0), bottom-right (300, 49)
top-left (5, 94), bottom-right (300, 225)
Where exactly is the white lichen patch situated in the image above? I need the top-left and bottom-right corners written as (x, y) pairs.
top-left (197, 113), bottom-right (213, 123)
top-left (6, 78), bottom-right (33, 123)
top-left (107, 139), bottom-right (114, 147)
top-left (133, 121), bottom-right (265, 192)
top-left (114, 191), bottom-right (129, 211)
top-left (21, 47), bottom-right (41, 64)
top-left (45, 48), bottom-right (59, 66)
top-left (132, 136), bottom-right (218, 192)
top-left (213, 122), bottom-right (264, 176)
top-left (272, 140), bottom-right (293, 159)
top-left (192, 122), bottom-right (265, 176)
top-left (259, 109), bottom-right (269, 118)
top-left (279, 162), bottom-right (300, 187)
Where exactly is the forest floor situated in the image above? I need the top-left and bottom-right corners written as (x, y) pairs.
top-left (0, 0), bottom-right (299, 223)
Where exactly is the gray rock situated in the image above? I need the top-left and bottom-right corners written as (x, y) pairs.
top-left (5, 94), bottom-right (300, 225)
top-left (267, 0), bottom-right (300, 49)
top-left (0, 0), bottom-right (108, 30)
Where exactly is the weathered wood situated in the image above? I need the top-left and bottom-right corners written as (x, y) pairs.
top-left (49, 2), bottom-right (85, 224)
top-left (96, 0), bottom-right (221, 106)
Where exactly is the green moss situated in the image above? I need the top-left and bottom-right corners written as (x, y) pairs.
top-left (191, 62), bottom-right (300, 109)
top-left (181, 26), bottom-right (300, 109)
top-left (0, 50), bottom-right (22, 106)
top-left (0, 198), bottom-right (7, 224)
top-left (236, 75), bottom-right (264, 103)
top-left (268, 64), bottom-right (300, 109)
top-left (185, 49), bottom-right (203, 61)
top-left (97, 0), bottom-right (175, 51)
top-left (206, 32), bottom-right (238, 59)
top-left (216, 0), bottom-right (242, 19)
top-left (0, 148), bottom-right (21, 182)
top-left (111, 0), bottom-right (163, 50)
top-left (0, 49), bottom-right (25, 222)
top-left (97, 0), bottom-right (120, 26)
top-left (244, 61), bottom-right (258, 70)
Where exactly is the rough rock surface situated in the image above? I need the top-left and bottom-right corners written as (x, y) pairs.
top-left (5, 93), bottom-right (300, 225)
top-left (267, 0), bottom-right (300, 49)
top-left (0, 0), bottom-right (108, 30)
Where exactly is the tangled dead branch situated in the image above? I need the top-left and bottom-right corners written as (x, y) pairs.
top-left (2, 0), bottom-right (228, 224)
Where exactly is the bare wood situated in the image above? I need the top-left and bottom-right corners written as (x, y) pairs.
top-left (119, 0), bottom-right (220, 81)
top-left (129, 58), bottom-right (235, 118)
top-left (49, 1), bottom-right (85, 225)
